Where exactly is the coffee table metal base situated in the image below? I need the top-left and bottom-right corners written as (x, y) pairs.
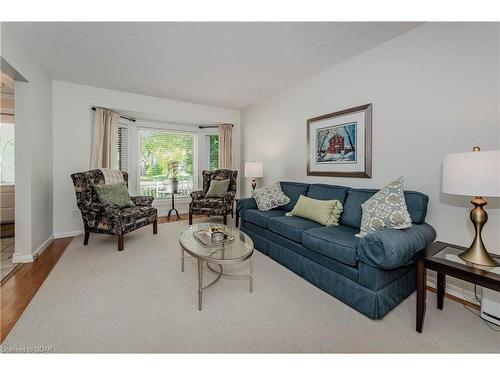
top-left (181, 249), bottom-right (254, 311)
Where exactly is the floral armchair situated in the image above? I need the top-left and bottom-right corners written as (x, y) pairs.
top-left (189, 169), bottom-right (238, 225)
top-left (71, 169), bottom-right (158, 251)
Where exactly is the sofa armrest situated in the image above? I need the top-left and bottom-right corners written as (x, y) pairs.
top-left (190, 190), bottom-right (206, 201)
top-left (236, 197), bottom-right (257, 212)
top-left (131, 196), bottom-right (154, 206)
top-left (356, 223), bottom-right (437, 270)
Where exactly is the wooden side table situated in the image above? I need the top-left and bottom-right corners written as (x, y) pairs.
top-left (414, 241), bottom-right (500, 333)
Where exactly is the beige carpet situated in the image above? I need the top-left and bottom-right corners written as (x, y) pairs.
top-left (3, 217), bottom-right (499, 353)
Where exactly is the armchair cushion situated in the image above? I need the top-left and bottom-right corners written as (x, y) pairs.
top-left (205, 179), bottom-right (230, 198)
top-left (93, 181), bottom-right (135, 208)
top-left (120, 206), bottom-right (157, 231)
top-left (356, 223), bottom-right (436, 270)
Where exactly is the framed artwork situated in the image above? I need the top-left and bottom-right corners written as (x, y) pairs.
top-left (307, 103), bottom-right (372, 178)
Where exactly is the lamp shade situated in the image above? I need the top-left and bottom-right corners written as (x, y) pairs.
top-left (244, 162), bottom-right (263, 178)
top-left (442, 150), bottom-right (500, 197)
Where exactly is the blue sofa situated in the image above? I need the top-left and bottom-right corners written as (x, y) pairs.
top-left (237, 182), bottom-right (436, 319)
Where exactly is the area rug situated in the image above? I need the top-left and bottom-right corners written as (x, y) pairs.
top-left (2, 217), bottom-right (499, 353)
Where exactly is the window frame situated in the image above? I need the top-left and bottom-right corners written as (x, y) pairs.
top-left (206, 133), bottom-right (219, 172)
top-left (136, 125), bottom-right (198, 199)
top-left (117, 118), bottom-right (218, 201)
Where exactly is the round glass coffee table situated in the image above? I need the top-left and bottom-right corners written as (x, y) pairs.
top-left (179, 223), bottom-right (254, 311)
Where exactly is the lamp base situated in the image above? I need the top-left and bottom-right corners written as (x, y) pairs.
top-left (251, 178), bottom-right (256, 192)
top-left (459, 196), bottom-right (499, 267)
top-left (459, 247), bottom-right (499, 267)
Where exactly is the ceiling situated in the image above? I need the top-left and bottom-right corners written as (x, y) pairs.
top-left (3, 22), bottom-right (421, 109)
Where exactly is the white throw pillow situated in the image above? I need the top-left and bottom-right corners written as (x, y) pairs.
top-left (253, 182), bottom-right (291, 211)
top-left (356, 177), bottom-right (412, 238)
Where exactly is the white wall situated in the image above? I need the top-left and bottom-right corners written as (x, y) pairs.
top-left (241, 23), bottom-right (500, 294)
top-left (52, 81), bottom-right (240, 237)
top-left (1, 26), bottom-right (54, 261)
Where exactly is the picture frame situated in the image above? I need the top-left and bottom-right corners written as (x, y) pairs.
top-left (306, 103), bottom-right (372, 178)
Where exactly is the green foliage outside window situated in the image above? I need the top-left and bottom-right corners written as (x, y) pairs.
top-left (209, 135), bottom-right (219, 171)
top-left (140, 130), bottom-right (194, 179)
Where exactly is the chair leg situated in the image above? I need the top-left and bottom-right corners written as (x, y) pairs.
top-left (189, 212), bottom-right (193, 225)
top-left (153, 219), bottom-right (158, 234)
top-left (231, 211), bottom-right (234, 218)
top-left (117, 235), bottom-right (124, 251)
top-left (223, 215), bottom-right (227, 225)
top-left (83, 224), bottom-right (90, 245)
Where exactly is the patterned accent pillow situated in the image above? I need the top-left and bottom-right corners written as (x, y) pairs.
top-left (356, 177), bottom-right (412, 238)
top-left (285, 195), bottom-right (343, 226)
top-left (93, 181), bottom-right (135, 208)
top-left (205, 179), bottom-right (230, 198)
top-left (253, 182), bottom-right (291, 211)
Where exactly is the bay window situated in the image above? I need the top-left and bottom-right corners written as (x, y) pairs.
top-left (139, 129), bottom-right (194, 198)
top-left (117, 120), bottom-right (218, 201)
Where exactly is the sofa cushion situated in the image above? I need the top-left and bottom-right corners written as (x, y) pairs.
top-left (280, 182), bottom-right (310, 211)
top-left (302, 225), bottom-right (360, 266)
top-left (268, 216), bottom-right (322, 243)
top-left (306, 184), bottom-right (349, 205)
top-left (244, 208), bottom-right (287, 229)
top-left (403, 191), bottom-right (429, 224)
top-left (340, 188), bottom-right (430, 228)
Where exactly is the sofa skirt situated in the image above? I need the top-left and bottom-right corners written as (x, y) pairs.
top-left (241, 225), bottom-right (416, 319)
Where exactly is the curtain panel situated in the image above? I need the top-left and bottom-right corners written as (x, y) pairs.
top-left (90, 108), bottom-right (120, 169)
top-left (218, 124), bottom-right (233, 169)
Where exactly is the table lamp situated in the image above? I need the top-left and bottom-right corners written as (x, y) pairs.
top-left (442, 147), bottom-right (500, 267)
top-left (244, 162), bottom-right (263, 193)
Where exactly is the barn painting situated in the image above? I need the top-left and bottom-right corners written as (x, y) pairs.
top-left (316, 122), bottom-right (356, 163)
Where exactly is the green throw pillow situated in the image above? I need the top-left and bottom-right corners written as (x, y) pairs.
top-left (205, 179), bottom-right (230, 198)
top-left (93, 182), bottom-right (135, 208)
top-left (285, 195), bottom-right (343, 226)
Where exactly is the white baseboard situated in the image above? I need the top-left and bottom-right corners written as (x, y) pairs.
top-left (54, 230), bottom-right (84, 239)
top-left (12, 253), bottom-right (35, 263)
top-left (427, 275), bottom-right (480, 306)
top-left (13, 234), bottom-right (54, 263)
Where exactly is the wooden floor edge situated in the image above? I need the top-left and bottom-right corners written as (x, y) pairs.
top-left (0, 236), bottom-right (74, 343)
top-left (427, 285), bottom-right (480, 310)
top-left (0, 264), bottom-right (23, 286)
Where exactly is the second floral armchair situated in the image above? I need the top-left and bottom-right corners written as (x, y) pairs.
top-left (189, 169), bottom-right (238, 225)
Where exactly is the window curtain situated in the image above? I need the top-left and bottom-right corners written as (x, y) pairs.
top-left (90, 108), bottom-right (120, 169)
top-left (218, 124), bottom-right (233, 169)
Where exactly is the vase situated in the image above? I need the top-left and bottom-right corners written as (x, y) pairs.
top-left (171, 179), bottom-right (179, 194)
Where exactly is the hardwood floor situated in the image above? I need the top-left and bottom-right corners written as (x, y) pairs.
top-left (0, 237), bottom-right (73, 343)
